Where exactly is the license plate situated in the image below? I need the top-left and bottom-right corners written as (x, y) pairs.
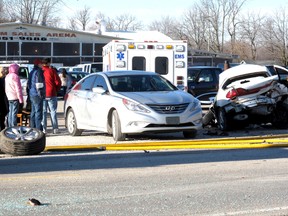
top-left (166, 117), bottom-right (180, 125)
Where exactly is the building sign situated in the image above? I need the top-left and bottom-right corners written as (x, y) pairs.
top-left (0, 26), bottom-right (78, 42)
top-left (0, 31), bottom-right (77, 41)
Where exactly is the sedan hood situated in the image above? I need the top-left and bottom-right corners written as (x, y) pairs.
top-left (118, 91), bottom-right (194, 104)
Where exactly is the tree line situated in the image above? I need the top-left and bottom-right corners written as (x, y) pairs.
top-left (1, 0), bottom-right (288, 66)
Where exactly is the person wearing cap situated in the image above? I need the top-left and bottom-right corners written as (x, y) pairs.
top-left (5, 63), bottom-right (24, 127)
top-left (42, 58), bottom-right (61, 134)
top-left (27, 59), bottom-right (46, 131)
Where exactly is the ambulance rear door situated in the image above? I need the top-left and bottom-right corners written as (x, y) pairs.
top-left (127, 43), bottom-right (174, 84)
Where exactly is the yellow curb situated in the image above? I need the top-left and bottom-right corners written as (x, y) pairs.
top-left (44, 136), bottom-right (288, 152)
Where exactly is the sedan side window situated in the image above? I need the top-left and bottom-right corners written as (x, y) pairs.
top-left (78, 76), bottom-right (96, 91)
top-left (93, 75), bottom-right (108, 91)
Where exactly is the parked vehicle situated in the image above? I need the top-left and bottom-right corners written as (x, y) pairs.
top-left (58, 71), bottom-right (89, 97)
top-left (202, 64), bottom-right (288, 130)
top-left (68, 71), bottom-right (89, 86)
top-left (102, 40), bottom-right (188, 90)
top-left (75, 63), bottom-right (102, 73)
top-left (187, 66), bottom-right (223, 106)
top-left (64, 70), bottom-right (203, 141)
top-left (266, 65), bottom-right (288, 87)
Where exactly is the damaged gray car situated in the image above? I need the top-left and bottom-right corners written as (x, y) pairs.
top-left (203, 64), bottom-right (288, 130)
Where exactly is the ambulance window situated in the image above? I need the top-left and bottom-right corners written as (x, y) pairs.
top-left (155, 57), bottom-right (168, 75)
top-left (132, 57), bottom-right (146, 70)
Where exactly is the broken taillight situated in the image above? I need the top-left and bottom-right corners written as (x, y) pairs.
top-left (226, 81), bottom-right (273, 99)
top-left (226, 88), bottom-right (239, 99)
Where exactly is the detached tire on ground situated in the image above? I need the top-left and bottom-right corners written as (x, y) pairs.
top-left (0, 126), bottom-right (46, 156)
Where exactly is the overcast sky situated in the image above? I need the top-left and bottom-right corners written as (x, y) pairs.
top-left (62, 0), bottom-right (288, 26)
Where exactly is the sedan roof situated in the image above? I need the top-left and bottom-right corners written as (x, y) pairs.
top-left (101, 70), bottom-right (157, 77)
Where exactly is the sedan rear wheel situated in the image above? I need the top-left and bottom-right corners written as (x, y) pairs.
top-left (112, 110), bottom-right (126, 141)
top-left (66, 109), bottom-right (83, 136)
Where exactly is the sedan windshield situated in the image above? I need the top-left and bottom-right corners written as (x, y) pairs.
top-left (109, 74), bottom-right (178, 92)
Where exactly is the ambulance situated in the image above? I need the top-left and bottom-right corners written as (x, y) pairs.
top-left (102, 40), bottom-right (188, 90)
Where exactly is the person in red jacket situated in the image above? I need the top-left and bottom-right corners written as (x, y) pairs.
top-left (42, 58), bottom-right (61, 134)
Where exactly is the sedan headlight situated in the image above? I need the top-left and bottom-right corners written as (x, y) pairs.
top-left (190, 98), bottom-right (201, 111)
top-left (122, 99), bottom-right (150, 113)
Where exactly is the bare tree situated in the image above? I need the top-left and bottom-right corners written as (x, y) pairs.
top-left (262, 7), bottom-right (288, 66)
top-left (148, 16), bottom-right (182, 40)
top-left (181, 4), bottom-right (209, 50)
top-left (89, 13), bottom-right (143, 32)
top-left (0, 0), bottom-right (10, 23)
top-left (111, 14), bottom-right (143, 31)
top-left (226, 0), bottom-right (247, 54)
top-left (197, 0), bottom-right (247, 53)
top-left (3, 0), bottom-right (61, 25)
top-left (74, 6), bottom-right (91, 31)
top-left (67, 17), bottom-right (78, 31)
top-left (238, 11), bottom-right (264, 61)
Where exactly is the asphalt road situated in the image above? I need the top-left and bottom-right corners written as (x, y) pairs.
top-left (1, 100), bottom-right (288, 215)
top-left (1, 148), bottom-right (288, 215)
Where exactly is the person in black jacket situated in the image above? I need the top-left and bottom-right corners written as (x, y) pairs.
top-left (27, 59), bottom-right (46, 131)
top-left (0, 67), bottom-right (9, 130)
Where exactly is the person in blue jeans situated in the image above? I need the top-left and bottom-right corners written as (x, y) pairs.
top-left (5, 63), bottom-right (24, 127)
top-left (27, 59), bottom-right (45, 130)
top-left (42, 58), bottom-right (61, 134)
top-left (42, 97), bottom-right (58, 133)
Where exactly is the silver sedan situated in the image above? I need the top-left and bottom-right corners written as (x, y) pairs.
top-left (64, 70), bottom-right (203, 141)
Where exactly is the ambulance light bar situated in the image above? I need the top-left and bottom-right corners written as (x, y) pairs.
top-left (116, 45), bottom-right (126, 52)
top-left (166, 45), bottom-right (173, 49)
top-left (128, 44), bottom-right (135, 49)
top-left (137, 45), bottom-right (145, 49)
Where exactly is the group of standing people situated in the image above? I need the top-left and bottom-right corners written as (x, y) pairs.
top-left (27, 58), bottom-right (62, 134)
top-left (0, 58), bottom-right (63, 135)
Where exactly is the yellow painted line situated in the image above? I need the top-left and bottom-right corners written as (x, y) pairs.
top-left (104, 143), bottom-right (288, 150)
top-left (44, 135), bottom-right (288, 152)
top-left (0, 173), bottom-right (80, 181)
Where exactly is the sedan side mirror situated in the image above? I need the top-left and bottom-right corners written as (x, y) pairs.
top-left (92, 87), bottom-right (106, 94)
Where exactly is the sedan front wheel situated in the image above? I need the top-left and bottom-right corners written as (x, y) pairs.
top-left (112, 110), bottom-right (126, 141)
top-left (66, 109), bottom-right (83, 136)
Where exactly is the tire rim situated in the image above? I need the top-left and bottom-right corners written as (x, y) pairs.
top-left (4, 126), bottom-right (40, 141)
top-left (67, 111), bottom-right (75, 133)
